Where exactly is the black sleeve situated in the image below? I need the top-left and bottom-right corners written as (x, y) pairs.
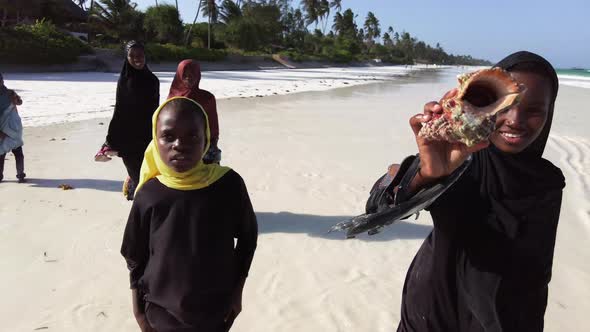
top-left (234, 177), bottom-right (258, 279)
top-left (497, 190), bottom-right (563, 332)
top-left (120, 198), bottom-right (151, 289)
top-left (106, 83), bottom-right (125, 150)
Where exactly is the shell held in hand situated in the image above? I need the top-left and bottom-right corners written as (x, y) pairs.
top-left (419, 68), bottom-right (524, 146)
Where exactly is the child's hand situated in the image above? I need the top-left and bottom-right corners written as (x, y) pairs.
top-left (409, 90), bottom-right (488, 182)
top-left (135, 313), bottom-right (156, 332)
top-left (9, 90), bottom-right (22, 106)
top-left (225, 286), bottom-right (243, 322)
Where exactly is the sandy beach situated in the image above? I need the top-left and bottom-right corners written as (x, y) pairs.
top-left (0, 67), bottom-right (589, 331)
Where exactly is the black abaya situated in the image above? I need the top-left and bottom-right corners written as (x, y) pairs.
top-left (397, 51), bottom-right (566, 332)
top-left (106, 57), bottom-right (159, 185)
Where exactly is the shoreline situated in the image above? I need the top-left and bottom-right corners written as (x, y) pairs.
top-left (0, 50), bottom-right (440, 74)
top-left (6, 65), bottom-right (450, 128)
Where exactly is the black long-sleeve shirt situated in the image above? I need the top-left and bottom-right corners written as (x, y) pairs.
top-left (121, 170), bottom-right (257, 324)
top-left (398, 150), bottom-right (564, 332)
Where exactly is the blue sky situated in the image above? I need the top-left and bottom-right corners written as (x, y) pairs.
top-left (133, 0), bottom-right (589, 68)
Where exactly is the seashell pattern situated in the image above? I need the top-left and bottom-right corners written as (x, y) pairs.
top-left (419, 68), bottom-right (524, 146)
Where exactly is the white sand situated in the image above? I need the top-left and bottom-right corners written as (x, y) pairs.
top-left (3, 65), bottom-right (433, 127)
top-left (0, 68), bottom-right (588, 331)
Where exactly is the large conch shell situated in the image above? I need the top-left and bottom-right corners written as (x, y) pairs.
top-left (419, 68), bottom-right (524, 146)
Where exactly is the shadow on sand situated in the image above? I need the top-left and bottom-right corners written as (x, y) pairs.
top-left (25, 178), bottom-right (123, 192)
top-left (256, 211), bottom-right (432, 241)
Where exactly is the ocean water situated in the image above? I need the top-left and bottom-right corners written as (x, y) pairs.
top-left (557, 68), bottom-right (590, 78)
top-left (556, 68), bottom-right (590, 89)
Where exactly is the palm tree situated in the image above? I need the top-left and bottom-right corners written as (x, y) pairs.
top-left (317, 0), bottom-right (330, 34)
top-left (301, 0), bottom-right (319, 28)
top-left (185, 0), bottom-right (206, 46)
top-left (331, 11), bottom-right (343, 34)
top-left (382, 32), bottom-right (393, 48)
top-left (314, 0), bottom-right (341, 34)
top-left (218, 0), bottom-right (241, 25)
top-left (91, 0), bottom-right (142, 41)
top-left (332, 8), bottom-right (357, 38)
top-left (330, 0), bottom-right (341, 12)
top-left (201, 0), bottom-right (218, 49)
top-left (363, 11), bottom-right (380, 52)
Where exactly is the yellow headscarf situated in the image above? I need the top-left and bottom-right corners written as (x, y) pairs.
top-left (135, 96), bottom-right (230, 193)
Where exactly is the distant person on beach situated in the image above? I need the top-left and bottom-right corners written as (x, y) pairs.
top-left (381, 52), bottom-right (564, 331)
top-left (121, 97), bottom-right (257, 332)
top-left (168, 59), bottom-right (221, 164)
top-left (0, 72), bottom-right (25, 183)
top-left (95, 40), bottom-right (160, 200)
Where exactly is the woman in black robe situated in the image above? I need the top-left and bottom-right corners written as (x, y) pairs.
top-left (99, 41), bottom-right (160, 199)
top-left (393, 51), bottom-right (565, 331)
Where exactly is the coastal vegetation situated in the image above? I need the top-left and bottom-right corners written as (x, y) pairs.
top-left (0, 0), bottom-right (491, 66)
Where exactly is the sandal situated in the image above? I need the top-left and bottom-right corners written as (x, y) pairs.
top-left (94, 143), bottom-right (118, 162)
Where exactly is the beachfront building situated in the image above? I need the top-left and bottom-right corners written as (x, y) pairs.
top-left (0, 0), bottom-right (87, 27)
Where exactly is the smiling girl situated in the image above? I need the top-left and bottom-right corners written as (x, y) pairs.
top-left (96, 41), bottom-right (160, 200)
top-left (389, 51), bottom-right (565, 331)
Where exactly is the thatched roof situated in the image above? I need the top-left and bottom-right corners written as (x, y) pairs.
top-left (1, 0), bottom-right (88, 22)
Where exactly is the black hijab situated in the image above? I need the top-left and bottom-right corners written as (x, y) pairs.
top-left (118, 41), bottom-right (159, 109)
top-left (474, 51), bottom-right (565, 216)
top-left (107, 41), bottom-right (160, 155)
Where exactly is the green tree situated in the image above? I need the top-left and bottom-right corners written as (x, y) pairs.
top-left (332, 9), bottom-right (357, 39)
top-left (222, 1), bottom-right (282, 51)
top-left (218, 0), bottom-right (242, 25)
top-left (91, 0), bottom-right (145, 41)
top-left (317, 0), bottom-right (329, 33)
top-left (184, 0), bottom-right (207, 46)
top-left (382, 32), bottom-right (392, 48)
top-left (363, 11), bottom-right (380, 53)
top-left (301, 0), bottom-right (319, 28)
top-left (144, 4), bottom-right (183, 44)
top-left (330, 0), bottom-right (341, 13)
top-left (282, 7), bottom-right (306, 49)
top-left (202, 0), bottom-right (218, 48)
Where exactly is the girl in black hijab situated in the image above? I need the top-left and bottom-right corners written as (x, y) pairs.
top-left (96, 41), bottom-right (160, 200)
top-left (392, 51), bottom-right (565, 331)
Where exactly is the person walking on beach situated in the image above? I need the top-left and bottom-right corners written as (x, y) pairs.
top-left (121, 97), bottom-right (258, 332)
top-left (0, 72), bottom-right (26, 183)
top-left (383, 52), bottom-right (565, 331)
top-left (95, 40), bottom-right (160, 200)
top-left (168, 59), bottom-right (221, 164)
